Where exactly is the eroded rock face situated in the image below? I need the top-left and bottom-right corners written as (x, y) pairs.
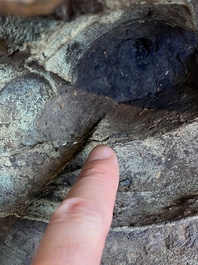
top-left (75, 20), bottom-right (198, 102)
top-left (0, 0), bottom-right (63, 16)
top-left (1, 1), bottom-right (198, 265)
top-left (0, 0), bottom-right (104, 20)
top-left (0, 67), bottom-right (115, 215)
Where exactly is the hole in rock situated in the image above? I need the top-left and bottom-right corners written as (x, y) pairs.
top-left (75, 19), bottom-right (198, 109)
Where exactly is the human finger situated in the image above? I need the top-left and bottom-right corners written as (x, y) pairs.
top-left (32, 145), bottom-right (119, 265)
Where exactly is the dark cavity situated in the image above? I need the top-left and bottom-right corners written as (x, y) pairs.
top-left (75, 20), bottom-right (198, 103)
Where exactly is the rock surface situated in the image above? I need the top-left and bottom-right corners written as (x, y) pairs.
top-left (75, 20), bottom-right (198, 102)
top-left (0, 1), bottom-right (198, 265)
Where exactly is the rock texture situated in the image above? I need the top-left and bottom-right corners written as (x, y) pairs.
top-left (75, 20), bottom-right (198, 102)
top-left (0, 1), bottom-right (198, 265)
top-left (0, 0), bottom-right (63, 16)
top-left (0, 65), bottom-right (115, 216)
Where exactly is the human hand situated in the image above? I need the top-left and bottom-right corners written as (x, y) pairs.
top-left (32, 145), bottom-right (119, 265)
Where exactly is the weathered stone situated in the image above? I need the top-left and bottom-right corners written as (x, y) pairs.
top-left (0, 0), bottom-right (104, 20)
top-left (1, 2), bottom-right (197, 78)
top-left (0, 217), bottom-right (46, 265)
top-left (0, 65), bottom-right (115, 216)
top-left (22, 117), bottom-right (198, 226)
top-left (0, 45), bottom-right (26, 90)
top-left (103, 218), bottom-right (198, 264)
top-left (0, 16), bottom-right (58, 55)
top-left (0, 1), bottom-right (198, 265)
top-left (40, 4), bottom-right (198, 83)
top-left (0, 0), bottom-right (63, 16)
top-left (1, 215), bottom-right (198, 264)
top-left (75, 20), bottom-right (198, 102)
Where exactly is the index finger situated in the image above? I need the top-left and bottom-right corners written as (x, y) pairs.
top-left (67, 145), bottom-right (119, 226)
top-left (32, 145), bottom-right (119, 265)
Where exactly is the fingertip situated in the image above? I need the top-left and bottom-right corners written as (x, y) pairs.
top-left (32, 145), bottom-right (120, 265)
top-left (88, 145), bottom-right (117, 161)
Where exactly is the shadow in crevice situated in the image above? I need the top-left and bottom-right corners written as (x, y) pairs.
top-left (75, 19), bottom-right (198, 112)
top-left (86, 83), bottom-right (198, 145)
top-left (126, 193), bottom-right (198, 227)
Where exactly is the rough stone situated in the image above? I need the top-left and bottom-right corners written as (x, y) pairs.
top-left (0, 0), bottom-right (63, 16)
top-left (75, 20), bottom-right (198, 102)
top-left (39, 4), bottom-right (198, 83)
top-left (0, 217), bottom-right (46, 265)
top-left (1, 211), bottom-right (198, 264)
top-left (103, 218), bottom-right (198, 265)
top-left (0, 1), bottom-right (198, 265)
top-left (0, 45), bottom-right (26, 90)
top-left (0, 65), bottom-right (115, 216)
top-left (0, 16), bottom-right (58, 55)
top-left (24, 117), bottom-right (198, 226)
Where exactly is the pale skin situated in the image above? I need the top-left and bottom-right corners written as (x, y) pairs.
top-left (32, 145), bottom-right (119, 265)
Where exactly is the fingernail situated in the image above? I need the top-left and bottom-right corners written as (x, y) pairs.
top-left (88, 145), bottom-right (114, 161)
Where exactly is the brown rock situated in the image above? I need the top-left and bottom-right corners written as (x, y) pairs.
top-left (0, 0), bottom-right (64, 16)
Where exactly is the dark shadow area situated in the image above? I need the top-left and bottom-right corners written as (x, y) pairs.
top-left (75, 19), bottom-right (198, 106)
top-left (0, 216), bottom-right (46, 265)
top-left (55, 0), bottom-right (104, 21)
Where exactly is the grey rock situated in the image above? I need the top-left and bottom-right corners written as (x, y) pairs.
top-left (103, 217), bottom-right (198, 264)
top-left (0, 16), bottom-right (58, 55)
top-left (1, 215), bottom-right (198, 264)
top-left (24, 117), bottom-right (198, 226)
top-left (0, 217), bottom-right (46, 265)
top-left (41, 4), bottom-right (197, 83)
top-left (0, 1), bottom-right (198, 265)
top-left (75, 20), bottom-right (198, 102)
top-left (0, 67), bottom-right (115, 216)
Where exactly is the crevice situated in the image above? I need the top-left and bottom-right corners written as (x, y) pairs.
top-left (75, 19), bottom-right (198, 103)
